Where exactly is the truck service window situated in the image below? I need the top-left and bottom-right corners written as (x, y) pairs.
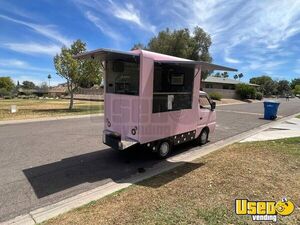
top-left (106, 60), bottom-right (140, 95)
top-left (153, 63), bottom-right (194, 113)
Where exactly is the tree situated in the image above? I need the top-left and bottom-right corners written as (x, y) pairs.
top-left (213, 72), bottom-right (222, 77)
top-left (54, 39), bottom-right (102, 110)
top-left (222, 72), bottom-right (229, 78)
top-left (0, 77), bottom-right (15, 91)
top-left (78, 74), bottom-right (101, 88)
top-left (293, 85), bottom-right (300, 95)
top-left (236, 83), bottom-right (256, 99)
top-left (131, 43), bottom-right (145, 50)
top-left (238, 73), bottom-right (243, 80)
top-left (290, 78), bottom-right (300, 89)
top-left (250, 75), bottom-right (277, 96)
top-left (132, 26), bottom-right (212, 80)
top-left (22, 80), bottom-right (36, 89)
top-left (39, 82), bottom-right (49, 92)
top-left (277, 80), bottom-right (291, 95)
top-left (234, 74), bottom-right (238, 80)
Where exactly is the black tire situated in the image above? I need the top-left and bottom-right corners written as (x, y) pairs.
top-left (157, 141), bottom-right (172, 159)
top-left (197, 128), bottom-right (209, 145)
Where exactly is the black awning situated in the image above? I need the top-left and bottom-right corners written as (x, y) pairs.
top-left (73, 48), bottom-right (140, 62)
top-left (154, 60), bottom-right (237, 72)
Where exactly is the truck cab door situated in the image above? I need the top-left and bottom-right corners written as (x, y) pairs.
top-left (198, 94), bottom-right (214, 128)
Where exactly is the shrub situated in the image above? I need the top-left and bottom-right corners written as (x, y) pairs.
top-left (236, 84), bottom-right (256, 99)
top-left (255, 92), bottom-right (263, 100)
top-left (209, 92), bottom-right (222, 100)
top-left (0, 88), bottom-right (10, 97)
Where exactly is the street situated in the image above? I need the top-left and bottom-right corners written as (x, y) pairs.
top-left (0, 98), bottom-right (300, 222)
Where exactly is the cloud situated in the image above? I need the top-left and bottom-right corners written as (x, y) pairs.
top-left (0, 59), bottom-right (27, 67)
top-left (224, 56), bottom-right (240, 64)
top-left (74, 0), bottom-right (156, 33)
top-left (242, 60), bottom-right (286, 73)
top-left (3, 43), bottom-right (61, 56)
top-left (0, 58), bottom-right (54, 72)
top-left (174, 0), bottom-right (300, 49)
top-left (109, 1), bottom-right (155, 32)
top-left (0, 14), bottom-right (71, 46)
top-left (84, 11), bottom-right (120, 40)
top-left (169, 0), bottom-right (300, 77)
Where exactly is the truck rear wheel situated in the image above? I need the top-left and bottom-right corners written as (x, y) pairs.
top-left (157, 141), bottom-right (172, 159)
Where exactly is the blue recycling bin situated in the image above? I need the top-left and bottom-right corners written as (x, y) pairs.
top-left (263, 101), bottom-right (280, 120)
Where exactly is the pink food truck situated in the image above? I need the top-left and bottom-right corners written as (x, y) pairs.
top-left (75, 49), bottom-right (237, 158)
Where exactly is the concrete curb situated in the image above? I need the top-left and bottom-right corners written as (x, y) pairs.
top-left (0, 114), bottom-right (104, 126)
top-left (2, 112), bottom-right (299, 225)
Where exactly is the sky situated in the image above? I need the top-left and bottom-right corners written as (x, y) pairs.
top-left (0, 0), bottom-right (300, 86)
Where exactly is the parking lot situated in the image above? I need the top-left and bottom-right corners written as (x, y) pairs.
top-left (0, 98), bottom-right (300, 222)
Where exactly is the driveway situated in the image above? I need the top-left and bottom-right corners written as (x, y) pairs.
top-left (0, 98), bottom-right (299, 222)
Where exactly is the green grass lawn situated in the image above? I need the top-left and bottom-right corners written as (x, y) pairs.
top-left (0, 99), bottom-right (103, 121)
top-left (42, 137), bottom-right (300, 225)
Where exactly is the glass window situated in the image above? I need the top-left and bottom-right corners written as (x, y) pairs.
top-left (106, 60), bottom-right (140, 95)
top-left (205, 83), bottom-right (213, 88)
top-left (223, 84), bottom-right (230, 89)
top-left (153, 63), bottom-right (194, 113)
top-left (199, 95), bottom-right (211, 109)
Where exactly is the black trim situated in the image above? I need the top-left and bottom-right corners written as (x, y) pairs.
top-left (104, 133), bottom-right (121, 150)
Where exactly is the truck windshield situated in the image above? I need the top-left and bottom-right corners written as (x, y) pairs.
top-left (106, 60), bottom-right (140, 95)
top-left (199, 95), bottom-right (211, 109)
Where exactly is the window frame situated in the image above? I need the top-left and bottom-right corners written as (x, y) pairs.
top-left (152, 62), bottom-right (195, 113)
top-left (199, 94), bottom-right (213, 110)
top-left (105, 59), bottom-right (140, 96)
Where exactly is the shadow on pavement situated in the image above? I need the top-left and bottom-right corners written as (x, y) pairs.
top-left (23, 142), bottom-right (203, 198)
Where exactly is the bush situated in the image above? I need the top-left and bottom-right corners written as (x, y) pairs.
top-left (0, 88), bottom-right (10, 97)
top-left (255, 92), bottom-right (263, 100)
top-left (209, 92), bottom-right (222, 100)
top-left (236, 84), bottom-right (256, 99)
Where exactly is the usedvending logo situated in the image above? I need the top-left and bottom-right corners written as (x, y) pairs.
top-left (235, 198), bottom-right (295, 222)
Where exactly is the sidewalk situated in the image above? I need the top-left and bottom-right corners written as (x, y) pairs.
top-left (0, 113), bottom-right (104, 126)
top-left (241, 117), bottom-right (300, 142)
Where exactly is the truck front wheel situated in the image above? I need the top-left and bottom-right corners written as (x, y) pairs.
top-left (197, 128), bottom-right (209, 145)
top-left (157, 141), bottom-right (172, 159)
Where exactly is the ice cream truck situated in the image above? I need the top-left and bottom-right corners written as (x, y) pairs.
top-left (75, 49), bottom-right (237, 158)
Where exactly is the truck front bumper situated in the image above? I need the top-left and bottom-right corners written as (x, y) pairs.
top-left (103, 131), bottom-right (138, 150)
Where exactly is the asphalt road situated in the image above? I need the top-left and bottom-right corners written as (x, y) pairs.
top-left (0, 98), bottom-right (300, 222)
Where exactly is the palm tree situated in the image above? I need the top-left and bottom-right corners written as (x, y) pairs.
top-left (238, 73), bottom-right (244, 80)
top-left (222, 72), bottom-right (229, 78)
top-left (47, 74), bottom-right (52, 87)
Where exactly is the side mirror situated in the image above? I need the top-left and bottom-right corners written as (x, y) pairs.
top-left (211, 101), bottom-right (216, 111)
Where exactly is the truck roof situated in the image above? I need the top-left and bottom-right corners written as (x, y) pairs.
top-left (74, 48), bottom-right (237, 72)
